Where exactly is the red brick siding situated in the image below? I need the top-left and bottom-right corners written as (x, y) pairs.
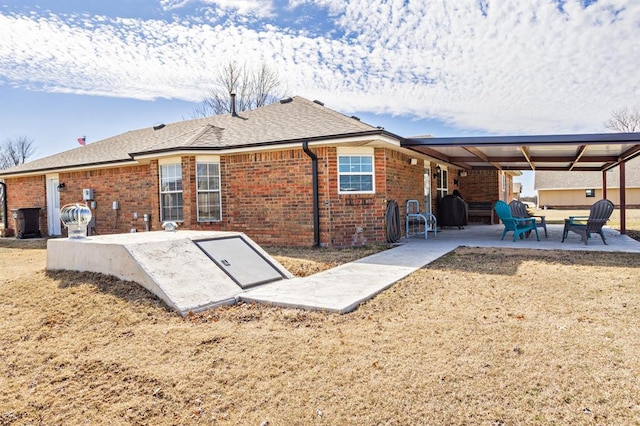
top-left (321, 148), bottom-right (385, 246)
top-left (59, 165), bottom-right (157, 235)
top-left (319, 148), bottom-right (424, 246)
top-left (384, 152), bottom-right (426, 238)
top-left (456, 169), bottom-right (515, 224)
top-left (4, 175), bottom-right (46, 235)
top-left (3, 148), bottom-right (432, 246)
top-left (188, 150), bottom-right (316, 246)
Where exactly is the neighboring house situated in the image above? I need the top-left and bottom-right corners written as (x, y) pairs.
top-left (0, 96), bottom-right (513, 246)
top-left (513, 181), bottom-right (522, 197)
top-left (535, 156), bottom-right (640, 208)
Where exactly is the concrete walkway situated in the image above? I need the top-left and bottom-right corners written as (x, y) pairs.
top-left (241, 224), bottom-right (640, 313)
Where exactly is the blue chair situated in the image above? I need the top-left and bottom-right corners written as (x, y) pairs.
top-left (494, 200), bottom-right (540, 242)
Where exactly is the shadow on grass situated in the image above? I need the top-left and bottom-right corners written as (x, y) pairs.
top-left (0, 238), bottom-right (48, 250)
top-left (45, 269), bottom-right (169, 311)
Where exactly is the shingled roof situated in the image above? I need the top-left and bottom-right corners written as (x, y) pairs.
top-left (0, 96), bottom-right (395, 176)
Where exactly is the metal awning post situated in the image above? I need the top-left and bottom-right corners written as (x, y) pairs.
top-left (620, 161), bottom-right (626, 234)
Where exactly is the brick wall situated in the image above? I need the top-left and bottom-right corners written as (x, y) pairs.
top-left (187, 147), bottom-right (424, 247)
top-left (456, 169), bottom-right (516, 224)
top-left (2, 148), bottom-right (431, 246)
top-left (384, 151), bottom-right (426, 238)
top-left (187, 149), bottom-right (316, 246)
top-left (59, 165), bottom-right (156, 235)
top-left (4, 175), bottom-right (46, 235)
top-left (317, 148), bottom-right (424, 246)
top-left (321, 147), bottom-right (385, 246)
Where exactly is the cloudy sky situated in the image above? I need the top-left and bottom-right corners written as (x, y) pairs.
top-left (1, 0), bottom-right (639, 193)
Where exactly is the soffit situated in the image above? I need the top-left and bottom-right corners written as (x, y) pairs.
top-left (402, 133), bottom-right (640, 171)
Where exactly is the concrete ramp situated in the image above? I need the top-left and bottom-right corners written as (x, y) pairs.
top-left (47, 231), bottom-right (293, 315)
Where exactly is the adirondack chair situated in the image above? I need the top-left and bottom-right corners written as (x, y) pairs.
top-left (494, 200), bottom-right (540, 242)
top-left (562, 199), bottom-right (614, 245)
top-left (509, 199), bottom-right (548, 238)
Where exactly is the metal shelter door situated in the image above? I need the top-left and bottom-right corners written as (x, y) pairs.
top-left (46, 177), bottom-right (61, 236)
top-left (195, 236), bottom-right (286, 289)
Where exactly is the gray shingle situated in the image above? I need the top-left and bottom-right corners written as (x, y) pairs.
top-left (1, 96), bottom-right (382, 175)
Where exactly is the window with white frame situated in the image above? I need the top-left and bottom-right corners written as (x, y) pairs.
top-left (338, 148), bottom-right (374, 193)
top-left (436, 166), bottom-right (448, 200)
top-left (159, 162), bottom-right (183, 221)
top-left (196, 161), bottom-right (221, 221)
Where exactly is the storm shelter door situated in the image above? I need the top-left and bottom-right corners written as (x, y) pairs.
top-left (194, 236), bottom-right (287, 289)
top-left (46, 176), bottom-right (62, 236)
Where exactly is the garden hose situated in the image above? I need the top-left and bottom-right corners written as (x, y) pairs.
top-left (385, 200), bottom-right (402, 243)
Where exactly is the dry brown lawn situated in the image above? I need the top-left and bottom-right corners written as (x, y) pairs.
top-left (1, 237), bottom-right (640, 425)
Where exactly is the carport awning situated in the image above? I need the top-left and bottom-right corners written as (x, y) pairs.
top-left (402, 132), bottom-right (640, 172)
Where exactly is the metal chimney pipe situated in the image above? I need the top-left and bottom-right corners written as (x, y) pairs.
top-left (230, 92), bottom-right (238, 117)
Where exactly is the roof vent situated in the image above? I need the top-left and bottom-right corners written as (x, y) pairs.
top-left (153, 123), bottom-right (165, 131)
top-left (279, 97), bottom-right (293, 104)
top-left (230, 92), bottom-right (238, 117)
top-left (313, 100), bottom-right (324, 106)
top-left (351, 116), bottom-right (360, 121)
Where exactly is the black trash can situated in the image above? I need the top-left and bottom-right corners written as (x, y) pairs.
top-left (15, 207), bottom-right (42, 239)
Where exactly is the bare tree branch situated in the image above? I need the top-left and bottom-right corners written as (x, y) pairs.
top-left (603, 106), bottom-right (640, 133)
top-left (0, 135), bottom-right (36, 169)
top-left (192, 61), bottom-right (286, 118)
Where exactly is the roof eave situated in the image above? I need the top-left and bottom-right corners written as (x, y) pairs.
top-left (128, 129), bottom-right (394, 158)
top-left (0, 159), bottom-right (139, 178)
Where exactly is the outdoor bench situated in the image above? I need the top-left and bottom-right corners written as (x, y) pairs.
top-left (466, 201), bottom-right (495, 225)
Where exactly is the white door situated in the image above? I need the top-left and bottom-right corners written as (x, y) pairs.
top-left (46, 177), bottom-right (61, 236)
top-left (423, 166), bottom-right (432, 213)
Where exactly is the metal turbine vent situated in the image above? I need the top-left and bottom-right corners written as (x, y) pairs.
top-left (60, 203), bottom-right (92, 239)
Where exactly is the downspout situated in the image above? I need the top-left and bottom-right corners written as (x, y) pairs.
top-left (302, 142), bottom-right (320, 247)
top-left (0, 182), bottom-right (7, 231)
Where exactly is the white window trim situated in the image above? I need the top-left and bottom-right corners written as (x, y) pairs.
top-left (337, 147), bottom-right (375, 194)
top-left (436, 165), bottom-right (449, 199)
top-left (159, 160), bottom-right (184, 222)
top-left (196, 159), bottom-right (222, 222)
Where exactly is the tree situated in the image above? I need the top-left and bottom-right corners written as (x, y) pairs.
top-left (0, 135), bottom-right (36, 169)
top-left (192, 61), bottom-right (286, 118)
top-left (604, 106), bottom-right (640, 132)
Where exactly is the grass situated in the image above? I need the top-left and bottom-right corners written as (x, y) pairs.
top-left (1, 227), bottom-right (640, 424)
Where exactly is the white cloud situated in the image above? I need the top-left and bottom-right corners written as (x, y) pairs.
top-left (216, 0), bottom-right (275, 17)
top-left (160, 0), bottom-right (276, 18)
top-left (1, 0), bottom-right (639, 135)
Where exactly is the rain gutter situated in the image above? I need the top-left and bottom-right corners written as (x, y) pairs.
top-left (302, 141), bottom-right (320, 248)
